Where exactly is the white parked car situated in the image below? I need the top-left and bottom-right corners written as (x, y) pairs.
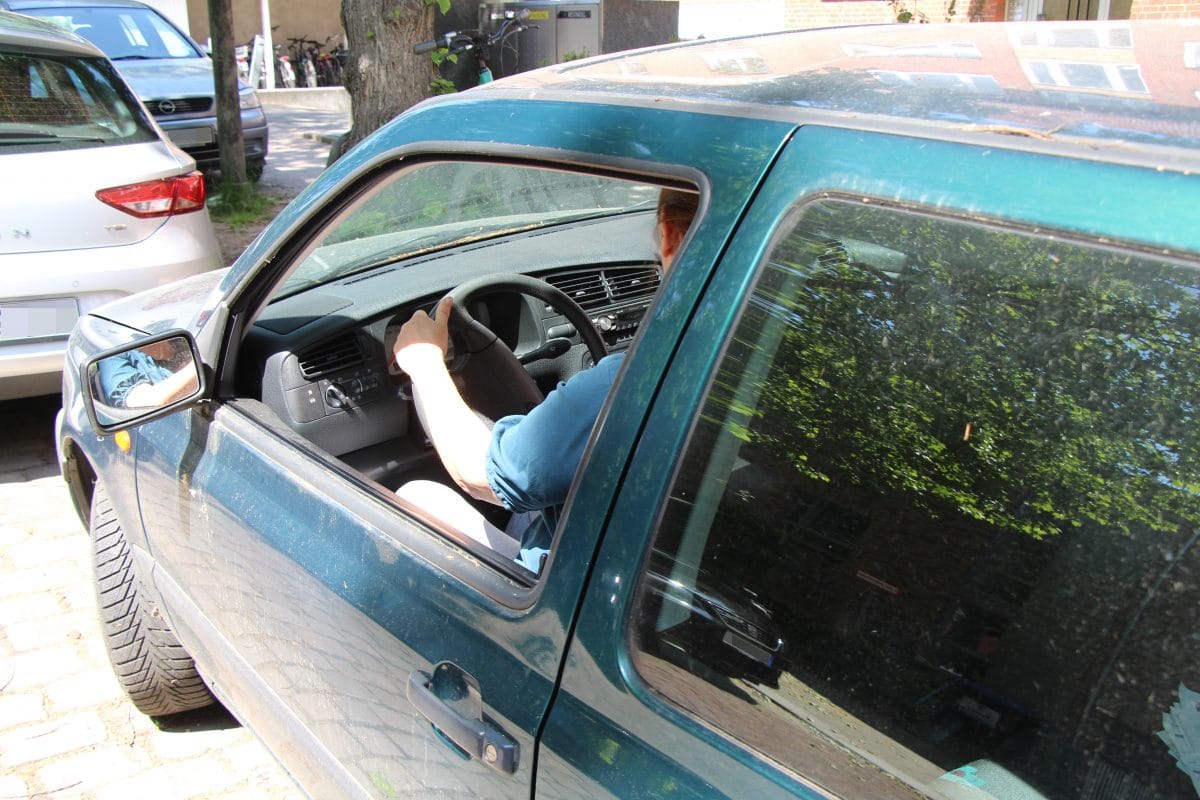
top-left (9, 0), bottom-right (270, 181)
top-left (0, 10), bottom-right (221, 400)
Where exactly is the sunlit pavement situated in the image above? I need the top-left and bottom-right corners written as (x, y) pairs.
top-left (258, 103), bottom-right (349, 195)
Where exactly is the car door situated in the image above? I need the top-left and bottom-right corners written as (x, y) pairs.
top-left (537, 125), bottom-right (1200, 798)
top-left (129, 100), bottom-right (796, 797)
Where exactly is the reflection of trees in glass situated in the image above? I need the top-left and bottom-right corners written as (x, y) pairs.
top-left (742, 201), bottom-right (1200, 541)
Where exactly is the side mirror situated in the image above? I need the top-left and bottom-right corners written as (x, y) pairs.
top-left (82, 331), bottom-right (205, 435)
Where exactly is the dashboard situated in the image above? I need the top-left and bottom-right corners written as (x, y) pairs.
top-left (239, 211), bottom-right (661, 487)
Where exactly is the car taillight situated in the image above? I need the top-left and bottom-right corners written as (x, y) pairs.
top-left (95, 171), bottom-right (206, 218)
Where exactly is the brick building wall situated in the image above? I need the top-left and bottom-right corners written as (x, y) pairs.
top-left (187, 0), bottom-right (342, 52)
top-left (712, 0), bottom-right (1195, 31)
top-left (1130, 0), bottom-right (1200, 16)
top-left (781, 0), bottom-right (1008, 27)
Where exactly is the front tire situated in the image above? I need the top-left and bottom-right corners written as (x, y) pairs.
top-left (90, 482), bottom-right (214, 717)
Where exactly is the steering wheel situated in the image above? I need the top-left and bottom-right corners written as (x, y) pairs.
top-left (441, 273), bottom-right (607, 422)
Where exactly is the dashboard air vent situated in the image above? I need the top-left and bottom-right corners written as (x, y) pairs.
top-left (298, 333), bottom-right (364, 380)
top-left (606, 266), bottom-right (660, 303)
top-left (543, 265), bottom-right (661, 311)
top-left (545, 270), bottom-right (608, 310)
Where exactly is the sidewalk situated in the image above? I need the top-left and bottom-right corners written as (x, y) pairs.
top-left (261, 90), bottom-right (349, 144)
top-left (253, 96), bottom-right (349, 198)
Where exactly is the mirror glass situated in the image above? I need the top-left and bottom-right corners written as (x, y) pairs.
top-left (88, 335), bottom-right (201, 429)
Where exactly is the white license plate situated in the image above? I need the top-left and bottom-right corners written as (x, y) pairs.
top-left (168, 126), bottom-right (214, 147)
top-left (0, 298), bottom-right (79, 342)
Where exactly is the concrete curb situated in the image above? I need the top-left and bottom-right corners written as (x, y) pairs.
top-left (302, 130), bottom-right (348, 145)
top-left (258, 86), bottom-right (350, 114)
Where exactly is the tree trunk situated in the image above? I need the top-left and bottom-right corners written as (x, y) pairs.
top-left (337, 0), bottom-right (437, 159)
top-left (208, 0), bottom-right (247, 184)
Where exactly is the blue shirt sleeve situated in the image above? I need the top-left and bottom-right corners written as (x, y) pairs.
top-left (97, 350), bottom-right (172, 407)
top-left (486, 353), bottom-right (625, 514)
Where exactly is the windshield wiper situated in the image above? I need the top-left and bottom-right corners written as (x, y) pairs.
top-left (0, 131), bottom-right (106, 144)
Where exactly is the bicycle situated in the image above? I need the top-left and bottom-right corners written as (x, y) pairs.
top-left (274, 43), bottom-right (296, 88)
top-left (324, 42), bottom-right (347, 86)
top-left (234, 43), bottom-right (250, 84)
top-left (285, 36), bottom-right (344, 88)
top-left (287, 37), bottom-right (320, 88)
top-left (413, 9), bottom-right (532, 88)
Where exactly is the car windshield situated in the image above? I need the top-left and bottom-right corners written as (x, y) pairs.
top-left (274, 162), bottom-right (661, 299)
top-left (0, 50), bottom-right (156, 153)
top-left (24, 7), bottom-right (202, 60)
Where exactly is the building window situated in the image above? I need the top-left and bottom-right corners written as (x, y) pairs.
top-left (1022, 59), bottom-right (1148, 94)
top-left (1013, 25), bottom-right (1133, 48)
top-left (869, 70), bottom-right (1002, 94)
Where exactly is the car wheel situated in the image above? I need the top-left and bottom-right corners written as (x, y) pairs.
top-left (90, 482), bottom-right (215, 717)
top-left (247, 159), bottom-right (264, 182)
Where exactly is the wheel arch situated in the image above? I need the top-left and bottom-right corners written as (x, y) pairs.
top-left (60, 436), bottom-right (97, 528)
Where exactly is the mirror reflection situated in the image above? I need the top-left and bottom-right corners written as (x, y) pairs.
top-left (90, 335), bottom-right (200, 421)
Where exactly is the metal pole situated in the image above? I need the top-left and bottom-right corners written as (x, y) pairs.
top-left (260, 0), bottom-right (274, 90)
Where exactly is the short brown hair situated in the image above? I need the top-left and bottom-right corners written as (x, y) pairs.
top-left (657, 188), bottom-right (700, 230)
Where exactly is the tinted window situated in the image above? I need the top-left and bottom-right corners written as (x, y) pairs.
top-left (632, 199), bottom-right (1200, 799)
top-left (0, 51), bottom-right (155, 153)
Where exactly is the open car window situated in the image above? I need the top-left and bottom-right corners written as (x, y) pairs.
top-left (243, 158), bottom-right (692, 584)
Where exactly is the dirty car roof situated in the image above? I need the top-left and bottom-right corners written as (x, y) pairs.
top-left (481, 22), bottom-right (1200, 162)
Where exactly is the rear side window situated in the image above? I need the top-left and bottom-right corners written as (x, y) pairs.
top-left (632, 198), bottom-right (1200, 799)
top-left (0, 51), bottom-right (156, 153)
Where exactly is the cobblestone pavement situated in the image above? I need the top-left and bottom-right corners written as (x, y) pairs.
top-left (0, 395), bottom-right (305, 799)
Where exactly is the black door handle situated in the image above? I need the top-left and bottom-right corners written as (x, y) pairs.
top-left (407, 663), bottom-right (519, 774)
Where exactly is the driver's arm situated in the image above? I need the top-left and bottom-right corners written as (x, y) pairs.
top-left (123, 363), bottom-right (199, 408)
top-left (393, 297), bottom-right (502, 505)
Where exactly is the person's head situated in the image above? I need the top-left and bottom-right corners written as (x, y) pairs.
top-left (656, 188), bottom-right (699, 272)
top-left (140, 336), bottom-right (187, 365)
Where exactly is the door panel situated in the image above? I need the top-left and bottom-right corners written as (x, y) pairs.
top-left (135, 402), bottom-right (552, 798)
top-left (538, 126), bottom-right (1200, 798)
top-left (127, 110), bottom-right (797, 795)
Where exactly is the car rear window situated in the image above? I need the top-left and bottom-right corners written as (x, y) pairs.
top-left (0, 50), bottom-right (157, 153)
top-left (24, 7), bottom-right (201, 60)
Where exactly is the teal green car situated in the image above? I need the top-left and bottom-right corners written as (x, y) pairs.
top-left (56, 21), bottom-right (1200, 800)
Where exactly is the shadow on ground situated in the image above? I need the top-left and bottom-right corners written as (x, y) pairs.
top-left (0, 394), bottom-right (61, 483)
top-left (153, 701), bottom-right (243, 733)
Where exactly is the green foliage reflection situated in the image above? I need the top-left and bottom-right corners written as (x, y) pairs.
top-left (732, 201), bottom-right (1200, 540)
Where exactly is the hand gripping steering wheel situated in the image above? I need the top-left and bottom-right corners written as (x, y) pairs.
top-left (441, 274), bottom-right (608, 422)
